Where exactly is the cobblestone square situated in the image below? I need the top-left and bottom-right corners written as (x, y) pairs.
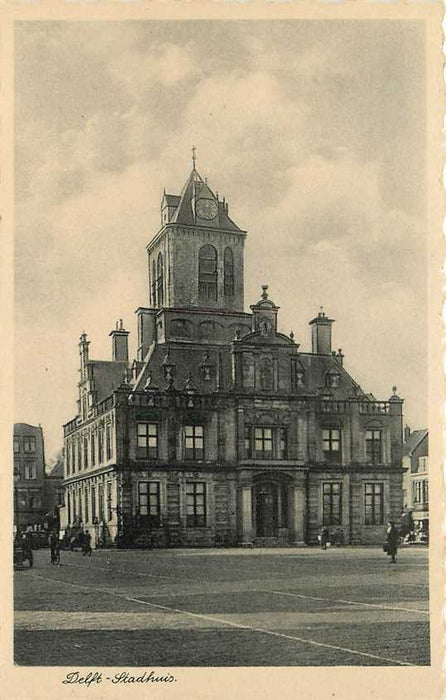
top-left (14, 546), bottom-right (429, 667)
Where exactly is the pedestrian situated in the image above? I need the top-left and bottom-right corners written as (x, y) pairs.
top-left (50, 531), bottom-right (61, 565)
top-left (320, 525), bottom-right (329, 550)
top-left (22, 531), bottom-right (33, 568)
top-left (83, 530), bottom-right (92, 557)
top-left (385, 520), bottom-right (399, 563)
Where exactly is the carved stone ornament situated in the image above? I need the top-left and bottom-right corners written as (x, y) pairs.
top-left (258, 318), bottom-right (273, 337)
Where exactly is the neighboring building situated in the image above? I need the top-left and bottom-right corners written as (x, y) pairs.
top-left (44, 458), bottom-right (65, 531)
top-left (62, 161), bottom-right (405, 548)
top-left (403, 428), bottom-right (429, 538)
top-left (14, 423), bottom-right (46, 530)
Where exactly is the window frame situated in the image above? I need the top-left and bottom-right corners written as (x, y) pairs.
top-left (365, 429), bottom-right (382, 465)
top-left (185, 481), bottom-right (207, 528)
top-left (138, 481), bottom-right (161, 528)
top-left (322, 482), bottom-right (343, 526)
top-left (106, 481), bottom-right (113, 521)
top-left (322, 428), bottom-right (341, 464)
top-left (223, 246), bottom-right (234, 298)
top-left (364, 482), bottom-right (384, 525)
top-left (23, 436), bottom-right (36, 453)
top-left (198, 244), bottom-right (218, 302)
top-left (13, 437), bottom-right (20, 453)
top-left (184, 425), bottom-right (204, 461)
top-left (24, 461), bottom-right (37, 480)
top-left (136, 422), bottom-right (159, 460)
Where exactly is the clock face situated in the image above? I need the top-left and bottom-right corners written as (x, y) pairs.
top-left (196, 198), bottom-right (218, 220)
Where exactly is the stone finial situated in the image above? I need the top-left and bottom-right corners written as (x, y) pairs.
top-left (392, 385), bottom-right (398, 395)
top-left (261, 285), bottom-right (269, 300)
top-left (290, 330), bottom-right (294, 340)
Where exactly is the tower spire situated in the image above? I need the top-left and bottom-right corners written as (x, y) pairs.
top-left (192, 145), bottom-right (197, 170)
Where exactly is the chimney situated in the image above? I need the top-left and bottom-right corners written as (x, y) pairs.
top-left (309, 308), bottom-right (334, 355)
top-left (109, 319), bottom-right (129, 362)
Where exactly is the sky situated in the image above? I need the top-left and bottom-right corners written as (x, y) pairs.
top-left (14, 20), bottom-right (426, 463)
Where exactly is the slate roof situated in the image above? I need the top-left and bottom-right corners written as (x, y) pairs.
top-left (89, 360), bottom-right (128, 403)
top-left (131, 332), bottom-right (365, 399)
top-left (47, 460), bottom-right (64, 478)
top-left (403, 429), bottom-right (428, 457)
top-left (169, 168), bottom-right (243, 232)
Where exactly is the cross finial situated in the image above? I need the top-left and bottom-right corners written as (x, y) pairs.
top-left (192, 146), bottom-right (197, 170)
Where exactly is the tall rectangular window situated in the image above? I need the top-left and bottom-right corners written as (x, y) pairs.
top-left (91, 486), bottom-right (96, 521)
top-left (106, 424), bottom-right (112, 460)
top-left (364, 483), bottom-right (384, 525)
top-left (322, 483), bottom-right (342, 525)
top-left (138, 481), bottom-right (161, 527)
top-left (137, 423), bottom-right (158, 459)
top-left (184, 425), bottom-right (204, 461)
top-left (24, 462), bottom-right (37, 480)
top-left (23, 436), bottom-right (36, 453)
top-left (244, 425), bottom-right (252, 458)
top-left (91, 433), bottom-right (96, 466)
top-left (322, 429), bottom-right (341, 463)
top-left (13, 437), bottom-right (20, 453)
top-left (66, 445), bottom-right (71, 475)
top-left (98, 484), bottom-right (104, 521)
top-left (67, 491), bottom-right (71, 524)
top-left (71, 442), bottom-right (76, 472)
top-left (106, 481), bottom-right (112, 521)
top-left (78, 440), bottom-right (82, 470)
top-left (365, 430), bottom-right (382, 465)
top-left (98, 429), bottom-right (104, 464)
top-left (84, 489), bottom-right (89, 523)
top-left (186, 482), bottom-right (206, 527)
top-left (83, 438), bottom-right (89, 469)
top-left (279, 428), bottom-right (288, 460)
top-left (254, 427), bottom-right (273, 459)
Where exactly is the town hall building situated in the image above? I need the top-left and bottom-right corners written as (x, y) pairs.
top-left (62, 160), bottom-right (405, 548)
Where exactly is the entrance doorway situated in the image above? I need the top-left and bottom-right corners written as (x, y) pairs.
top-left (254, 480), bottom-right (289, 538)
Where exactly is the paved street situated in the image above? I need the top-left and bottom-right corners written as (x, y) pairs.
top-left (14, 546), bottom-right (430, 667)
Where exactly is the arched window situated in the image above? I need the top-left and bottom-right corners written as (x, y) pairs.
top-left (151, 260), bottom-right (157, 306)
top-left (198, 244), bottom-right (217, 301)
top-left (224, 247), bottom-right (234, 297)
top-left (157, 253), bottom-right (164, 307)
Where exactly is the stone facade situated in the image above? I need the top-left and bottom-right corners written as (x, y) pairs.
top-left (62, 163), bottom-right (405, 548)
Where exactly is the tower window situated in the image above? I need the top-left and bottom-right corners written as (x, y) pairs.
top-left (224, 247), bottom-right (234, 297)
top-left (198, 244), bottom-right (217, 301)
top-left (151, 260), bottom-right (157, 306)
top-left (157, 253), bottom-right (164, 307)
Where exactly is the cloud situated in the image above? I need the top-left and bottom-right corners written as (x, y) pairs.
top-left (13, 21), bottom-right (427, 460)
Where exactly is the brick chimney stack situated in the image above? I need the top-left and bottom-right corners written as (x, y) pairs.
top-left (309, 308), bottom-right (334, 355)
top-left (109, 319), bottom-right (129, 362)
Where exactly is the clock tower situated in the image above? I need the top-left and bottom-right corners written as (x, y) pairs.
top-left (146, 154), bottom-right (246, 313)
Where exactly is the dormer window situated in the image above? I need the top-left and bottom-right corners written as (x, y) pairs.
top-left (327, 371), bottom-right (340, 389)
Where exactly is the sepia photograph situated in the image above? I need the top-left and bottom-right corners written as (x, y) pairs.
top-left (6, 5), bottom-right (442, 694)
